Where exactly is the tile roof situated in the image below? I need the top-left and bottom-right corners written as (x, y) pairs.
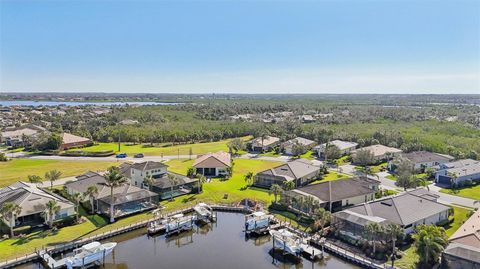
top-left (193, 151), bottom-right (231, 168)
top-left (450, 208), bottom-right (480, 249)
top-left (129, 161), bottom-right (168, 171)
top-left (249, 136), bottom-right (280, 147)
top-left (151, 172), bottom-right (198, 189)
top-left (353, 144), bottom-right (402, 157)
top-left (315, 140), bottom-right (358, 151)
top-left (283, 137), bottom-right (316, 147)
top-left (344, 190), bottom-right (450, 226)
top-left (292, 178), bottom-right (378, 203)
top-left (62, 133), bottom-right (91, 144)
top-left (257, 159), bottom-right (320, 181)
top-left (401, 151), bottom-right (454, 164)
top-left (444, 243), bottom-right (480, 263)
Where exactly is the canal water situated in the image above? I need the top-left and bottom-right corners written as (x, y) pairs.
top-left (16, 212), bottom-right (359, 269)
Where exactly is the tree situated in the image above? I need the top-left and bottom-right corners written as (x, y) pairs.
top-left (355, 166), bottom-right (376, 180)
top-left (44, 200), bottom-right (61, 228)
top-left (197, 175), bottom-right (207, 193)
top-left (413, 225), bottom-right (448, 267)
top-left (291, 143), bottom-right (306, 158)
top-left (0, 152), bottom-right (7, 162)
top-left (28, 175), bottom-right (43, 187)
top-left (269, 184), bottom-right (282, 203)
top-left (143, 175), bottom-right (155, 191)
top-left (353, 149), bottom-right (375, 166)
top-left (394, 157), bottom-right (414, 191)
top-left (84, 185), bottom-right (99, 214)
top-left (0, 203), bottom-right (22, 238)
top-left (71, 193), bottom-right (83, 223)
top-left (325, 144), bottom-right (342, 161)
top-left (386, 223), bottom-right (404, 268)
top-left (167, 174), bottom-right (180, 201)
top-left (283, 180), bottom-right (295, 191)
top-left (244, 172), bottom-right (254, 187)
top-left (227, 138), bottom-right (245, 156)
top-left (186, 167), bottom-right (196, 178)
top-left (365, 222), bottom-right (383, 255)
top-left (312, 208), bottom-right (331, 236)
top-left (45, 170), bottom-right (62, 190)
top-left (104, 166), bottom-right (128, 223)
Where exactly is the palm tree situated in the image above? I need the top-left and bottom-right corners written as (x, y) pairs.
top-left (27, 175), bottom-right (43, 187)
top-left (104, 166), bottom-right (128, 223)
top-left (313, 208), bottom-right (331, 236)
top-left (143, 175), bottom-right (155, 191)
top-left (304, 195), bottom-right (315, 214)
top-left (84, 185), bottom-right (98, 214)
top-left (71, 193), bottom-right (83, 223)
top-left (167, 174), bottom-right (180, 201)
top-left (365, 222), bottom-right (383, 255)
top-left (45, 170), bottom-right (62, 190)
top-left (44, 200), bottom-right (61, 228)
top-left (283, 180), bottom-right (295, 191)
top-left (386, 223), bottom-right (404, 268)
top-left (244, 172), bottom-right (254, 187)
top-left (269, 184), bottom-right (282, 203)
top-left (196, 175), bottom-right (206, 193)
top-left (0, 203), bottom-right (22, 238)
top-left (413, 224), bottom-right (448, 267)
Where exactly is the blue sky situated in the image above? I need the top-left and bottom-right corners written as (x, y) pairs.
top-left (1, 0), bottom-right (479, 94)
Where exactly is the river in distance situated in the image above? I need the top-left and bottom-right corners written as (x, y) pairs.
top-left (16, 212), bottom-right (359, 269)
top-left (0, 100), bottom-right (178, 107)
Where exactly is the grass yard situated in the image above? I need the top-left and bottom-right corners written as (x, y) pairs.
top-left (68, 136), bottom-right (252, 156)
top-left (370, 162), bottom-right (388, 173)
top-left (444, 206), bottom-right (472, 237)
top-left (0, 159), bottom-right (119, 187)
top-left (0, 158), bottom-right (282, 261)
top-left (439, 184), bottom-right (480, 200)
top-left (299, 151), bottom-right (316, 160)
top-left (385, 174), bottom-right (397, 180)
top-left (395, 245), bottom-right (419, 269)
top-left (258, 151), bottom-right (281, 157)
top-left (309, 171), bottom-right (350, 184)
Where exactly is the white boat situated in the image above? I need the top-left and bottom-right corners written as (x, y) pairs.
top-left (269, 229), bottom-right (302, 256)
top-left (64, 241), bottom-right (117, 269)
top-left (194, 203), bottom-right (215, 223)
top-left (165, 214), bottom-right (196, 235)
top-left (245, 211), bottom-right (273, 233)
top-left (148, 213), bottom-right (184, 234)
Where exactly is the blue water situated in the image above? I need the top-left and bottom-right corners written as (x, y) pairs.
top-left (0, 100), bottom-right (179, 107)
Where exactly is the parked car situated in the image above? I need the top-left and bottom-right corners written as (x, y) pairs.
top-left (116, 153), bottom-right (127, 158)
top-left (134, 153), bottom-right (144, 158)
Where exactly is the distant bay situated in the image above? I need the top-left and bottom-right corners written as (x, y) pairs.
top-left (0, 100), bottom-right (179, 107)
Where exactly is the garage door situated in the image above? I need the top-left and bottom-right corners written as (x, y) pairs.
top-left (437, 175), bottom-right (452, 185)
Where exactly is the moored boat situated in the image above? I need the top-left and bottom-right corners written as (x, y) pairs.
top-left (64, 241), bottom-right (117, 269)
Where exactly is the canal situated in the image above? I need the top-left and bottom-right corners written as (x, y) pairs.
top-left (16, 212), bottom-right (359, 269)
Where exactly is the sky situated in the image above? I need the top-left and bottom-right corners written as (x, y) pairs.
top-left (0, 0), bottom-right (479, 94)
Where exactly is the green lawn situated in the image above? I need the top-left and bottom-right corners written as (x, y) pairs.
top-left (299, 151), bottom-right (316, 160)
top-left (309, 171), bottom-right (350, 184)
top-left (445, 206), bottom-right (472, 237)
top-left (370, 162), bottom-right (388, 173)
top-left (68, 136), bottom-right (251, 156)
top-left (385, 174), bottom-right (397, 181)
top-left (439, 184), bottom-right (480, 200)
top-left (0, 158), bottom-right (282, 261)
top-left (0, 159), bottom-right (120, 187)
top-left (258, 151), bottom-right (281, 157)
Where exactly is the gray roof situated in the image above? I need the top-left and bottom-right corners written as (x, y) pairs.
top-left (444, 243), bottom-right (480, 264)
top-left (443, 159), bottom-right (479, 169)
top-left (129, 161), bottom-right (168, 171)
top-left (315, 140), bottom-right (358, 151)
top-left (257, 159), bottom-right (320, 181)
top-left (401, 151), bottom-right (454, 164)
top-left (0, 182), bottom-right (74, 217)
top-left (151, 172), bottom-right (198, 189)
top-left (345, 190), bottom-right (450, 226)
top-left (283, 137), bottom-right (316, 147)
top-left (445, 160), bottom-right (480, 177)
top-left (66, 172), bottom-right (157, 205)
top-left (292, 178), bottom-right (378, 203)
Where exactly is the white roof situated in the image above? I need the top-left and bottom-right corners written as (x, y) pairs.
top-left (315, 140), bottom-right (358, 151)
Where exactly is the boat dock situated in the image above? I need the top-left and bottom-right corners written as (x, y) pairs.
top-left (37, 250), bottom-right (66, 269)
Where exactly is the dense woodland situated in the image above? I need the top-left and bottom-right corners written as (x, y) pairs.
top-left (7, 95), bottom-right (480, 159)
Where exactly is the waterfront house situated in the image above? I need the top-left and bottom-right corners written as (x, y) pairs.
top-left (247, 136), bottom-right (280, 152)
top-left (66, 172), bottom-right (158, 219)
top-left (315, 140), bottom-right (358, 158)
top-left (351, 144), bottom-right (402, 163)
top-left (121, 161), bottom-right (169, 187)
top-left (281, 178), bottom-right (379, 213)
top-left (149, 172), bottom-right (198, 200)
top-left (193, 151), bottom-right (231, 177)
top-left (442, 208), bottom-right (480, 269)
top-left (435, 159), bottom-right (480, 186)
top-left (60, 132), bottom-right (93, 150)
top-left (253, 158), bottom-right (320, 189)
top-left (282, 137), bottom-right (316, 155)
top-left (332, 189), bottom-right (450, 238)
top-left (392, 151), bottom-right (454, 171)
top-left (0, 182), bottom-right (75, 229)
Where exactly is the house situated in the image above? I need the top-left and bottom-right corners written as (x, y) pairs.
top-left (60, 133), bottom-right (92, 150)
top-left (120, 161), bottom-right (169, 187)
top-left (193, 151), bottom-right (231, 177)
top-left (282, 178), bottom-right (379, 213)
top-left (315, 140), bottom-right (358, 158)
top-left (395, 151), bottom-right (454, 171)
top-left (352, 144), bottom-right (402, 162)
top-left (1, 124), bottom-right (46, 147)
top-left (442, 208), bottom-right (480, 269)
top-left (149, 172), bottom-right (198, 200)
top-left (253, 158), bottom-right (320, 189)
top-left (0, 182), bottom-right (76, 229)
top-left (332, 189), bottom-right (450, 238)
top-left (247, 136), bottom-right (280, 152)
top-left (65, 172), bottom-right (158, 219)
top-left (435, 159), bottom-right (480, 186)
top-left (282, 137), bottom-right (316, 155)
